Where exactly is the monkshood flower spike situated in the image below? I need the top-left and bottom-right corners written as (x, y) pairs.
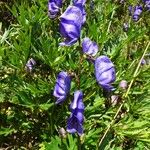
top-left (133, 5), bottom-right (142, 22)
top-left (53, 71), bottom-right (71, 104)
top-left (59, 5), bottom-right (83, 46)
top-left (25, 58), bottom-right (36, 72)
top-left (94, 56), bottom-right (116, 91)
top-left (48, 0), bottom-right (62, 18)
top-left (82, 37), bottom-right (98, 56)
top-left (67, 90), bottom-right (84, 136)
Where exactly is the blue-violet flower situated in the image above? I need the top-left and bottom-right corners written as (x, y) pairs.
top-left (53, 71), bottom-right (71, 104)
top-left (67, 90), bottom-right (84, 136)
top-left (59, 5), bottom-right (83, 46)
top-left (48, 0), bottom-right (62, 18)
top-left (132, 5), bottom-right (142, 21)
top-left (73, 0), bottom-right (86, 6)
top-left (73, 0), bottom-right (86, 24)
top-left (94, 55), bottom-right (116, 91)
top-left (82, 37), bottom-right (98, 56)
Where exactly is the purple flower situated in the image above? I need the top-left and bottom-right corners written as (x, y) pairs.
top-left (67, 90), bottom-right (84, 136)
top-left (25, 58), bottom-right (36, 72)
top-left (73, 0), bottom-right (86, 6)
top-left (94, 56), bottom-right (116, 91)
top-left (73, 0), bottom-right (86, 24)
top-left (59, 5), bottom-right (83, 46)
top-left (48, 0), bottom-right (62, 18)
top-left (53, 71), bottom-right (71, 104)
top-left (132, 6), bottom-right (142, 21)
top-left (82, 37), bottom-right (98, 56)
top-left (143, 0), bottom-right (150, 11)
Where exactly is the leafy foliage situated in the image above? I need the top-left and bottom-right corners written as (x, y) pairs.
top-left (0, 0), bottom-right (150, 149)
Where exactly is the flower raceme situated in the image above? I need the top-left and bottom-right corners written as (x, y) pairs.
top-left (48, 0), bottom-right (62, 18)
top-left (67, 90), bottom-right (84, 136)
top-left (59, 5), bottom-right (84, 46)
top-left (94, 56), bottom-right (116, 91)
top-left (53, 71), bottom-right (71, 104)
top-left (82, 37), bottom-right (98, 57)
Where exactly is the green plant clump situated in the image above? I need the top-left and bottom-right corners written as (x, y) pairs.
top-left (0, 0), bottom-right (150, 149)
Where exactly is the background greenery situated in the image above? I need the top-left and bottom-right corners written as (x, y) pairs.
top-left (0, 0), bottom-right (150, 149)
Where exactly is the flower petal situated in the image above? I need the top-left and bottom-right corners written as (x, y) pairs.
top-left (53, 71), bottom-right (71, 104)
top-left (95, 56), bottom-right (116, 91)
top-left (82, 37), bottom-right (98, 56)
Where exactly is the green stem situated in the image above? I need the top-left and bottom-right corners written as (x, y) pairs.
top-left (107, 9), bottom-right (115, 34)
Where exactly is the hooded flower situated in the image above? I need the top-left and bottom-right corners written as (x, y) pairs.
top-left (73, 0), bottom-right (86, 5)
top-left (48, 0), bottom-right (62, 18)
top-left (82, 37), bottom-right (98, 56)
top-left (94, 56), bottom-right (116, 91)
top-left (132, 5), bottom-right (142, 21)
top-left (25, 58), bottom-right (36, 72)
top-left (73, 0), bottom-right (86, 24)
top-left (59, 5), bottom-right (83, 46)
top-left (67, 90), bottom-right (84, 136)
top-left (143, 0), bottom-right (150, 11)
top-left (53, 71), bottom-right (71, 104)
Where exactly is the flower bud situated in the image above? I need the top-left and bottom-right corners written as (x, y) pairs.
top-left (58, 127), bottom-right (67, 138)
top-left (48, 0), bottom-right (62, 19)
top-left (82, 37), bottom-right (98, 57)
top-left (25, 58), bottom-right (36, 72)
top-left (123, 23), bottom-right (129, 32)
top-left (111, 95), bottom-right (119, 106)
top-left (119, 80), bottom-right (128, 90)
